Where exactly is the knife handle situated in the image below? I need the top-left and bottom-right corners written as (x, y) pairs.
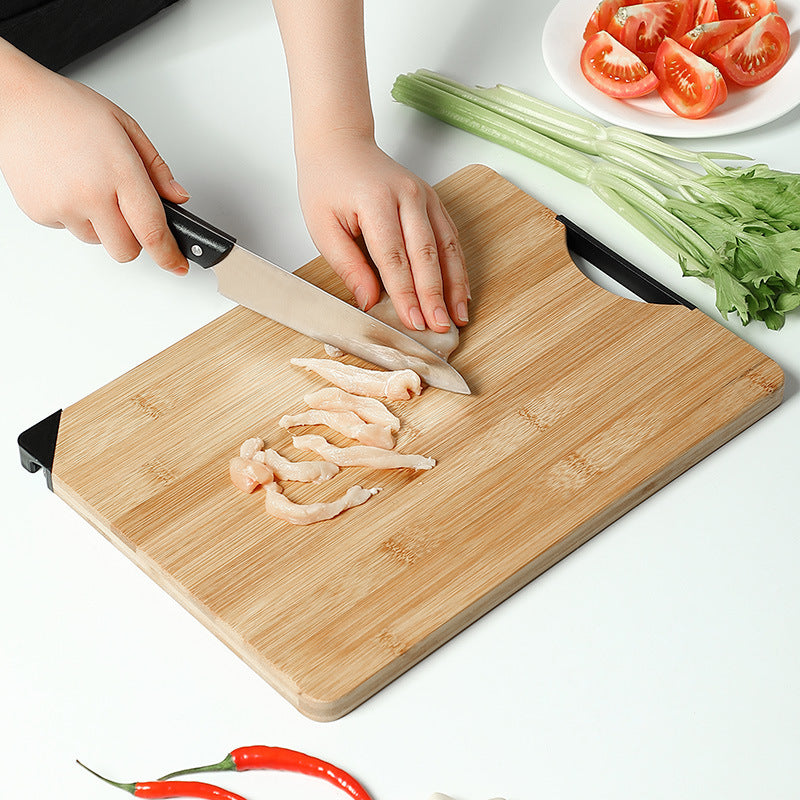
top-left (162, 200), bottom-right (237, 269)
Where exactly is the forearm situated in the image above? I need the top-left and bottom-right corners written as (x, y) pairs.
top-left (271, 0), bottom-right (374, 152)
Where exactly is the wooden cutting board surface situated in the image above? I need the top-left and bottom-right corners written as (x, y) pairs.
top-left (50, 165), bottom-right (783, 720)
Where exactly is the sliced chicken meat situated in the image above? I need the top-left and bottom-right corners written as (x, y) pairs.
top-left (229, 456), bottom-right (274, 493)
top-left (253, 447), bottom-right (339, 483)
top-left (263, 481), bottom-right (380, 525)
top-left (292, 433), bottom-right (435, 470)
top-left (279, 409), bottom-right (395, 450)
top-left (239, 437), bottom-right (265, 460)
top-left (290, 357), bottom-right (422, 400)
top-left (303, 387), bottom-right (401, 432)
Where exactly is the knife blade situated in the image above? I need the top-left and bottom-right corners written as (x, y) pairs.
top-left (161, 200), bottom-right (470, 394)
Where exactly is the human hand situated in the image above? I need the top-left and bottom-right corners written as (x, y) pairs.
top-left (0, 42), bottom-right (190, 274)
top-left (295, 130), bottom-right (470, 333)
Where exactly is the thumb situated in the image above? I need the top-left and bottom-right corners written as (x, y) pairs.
top-left (118, 111), bottom-right (190, 204)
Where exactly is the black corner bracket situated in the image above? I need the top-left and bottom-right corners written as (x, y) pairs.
top-left (18, 409), bottom-right (62, 492)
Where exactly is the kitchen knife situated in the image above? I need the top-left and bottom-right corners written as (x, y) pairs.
top-left (162, 200), bottom-right (470, 394)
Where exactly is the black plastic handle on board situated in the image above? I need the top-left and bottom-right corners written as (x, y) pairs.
top-left (18, 410), bottom-right (62, 491)
top-left (556, 215), bottom-right (694, 309)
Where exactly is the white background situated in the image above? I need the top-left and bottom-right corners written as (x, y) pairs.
top-left (1, 1), bottom-right (798, 798)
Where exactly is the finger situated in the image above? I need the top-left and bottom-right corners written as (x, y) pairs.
top-left (117, 111), bottom-right (190, 204)
top-left (117, 177), bottom-right (189, 274)
top-left (314, 219), bottom-right (382, 311)
top-left (360, 208), bottom-right (425, 332)
top-left (397, 194), bottom-right (451, 333)
top-left (90, 204), bottom-right (143, 264)
top-left (428, 200), bottom-right (470, 326)
top-left (65, 219), bottom-right (101, 245)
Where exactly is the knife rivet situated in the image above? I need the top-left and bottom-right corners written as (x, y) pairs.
top-left (191, 244), bottom-right (203, 257)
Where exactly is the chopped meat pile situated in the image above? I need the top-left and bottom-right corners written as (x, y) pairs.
top-left (230, 356), bottom-right (436, 525)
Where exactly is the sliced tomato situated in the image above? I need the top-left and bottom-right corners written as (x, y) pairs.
top-left (608, 2), bottom-right (695, 66)
top-left (692, 0), bottom-right (720, 25)
top-left (709, 12), bottom-right (790, 85)
top-left (653, 37), bottom-right (728, 117)
top-left (584, 0), bottom-right (639, 40)
top-left (670, 0), bottom-right (696, 36)
top-left (582, 0), bottom-right (669, 39)
top-left (678, 17), bottom-right (756, 57)
top-left (715, 0), bottom-right (777, 19)
top-left (580, 30), bottom-right (660, 97)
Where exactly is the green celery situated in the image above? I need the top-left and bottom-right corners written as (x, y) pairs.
top-left (391, 69), bottom-right (800, 329)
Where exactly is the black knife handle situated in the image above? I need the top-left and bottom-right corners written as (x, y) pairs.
top-left (556, 214), bottom-right (693, 308)
top-left (162, 199), bottom-right (237, 269)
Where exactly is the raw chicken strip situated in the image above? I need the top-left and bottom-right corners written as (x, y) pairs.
top-left (263, 481), bottom-right (379, 525)
top-left (290, 357), bottom-right (422, 400)
top-left (253, 447), bottom-right (339, 483)
top-left (279, 410), bottom-right (395, 450)
top-left (303, 387), bottom-right (401, 432)
top-left (239, 437), bottom-right (265, 460)
top-left (292, 434), bottom-right (435, 470)
top-left (229, 456), bottom-right (274, 493)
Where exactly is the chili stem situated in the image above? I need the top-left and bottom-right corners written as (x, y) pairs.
top-left (160, 755), bottom-right (236, 780)
top-left (76, 761), bottom-right (137, 794)
top-left (78, 759), bottom-right (250, 800)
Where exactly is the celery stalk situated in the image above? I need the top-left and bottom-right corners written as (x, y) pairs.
top-left (391, 69), bottom-right (800, 330)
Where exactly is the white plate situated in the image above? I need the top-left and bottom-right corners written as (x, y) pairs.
top-left (542, 0), bottom-right (800, 137)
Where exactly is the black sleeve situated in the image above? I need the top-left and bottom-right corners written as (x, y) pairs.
top-left (0, 0), bottom-right (181, 71)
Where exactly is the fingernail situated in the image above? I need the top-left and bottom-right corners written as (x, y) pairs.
top-left (354, 286), bottom-right (369, 311)
top-left (170, 179), bottom-right (190, 200)
top-left (434, 307), bottom-right (450, 328)
top-left (409, 307), bottom-right (426, 331)
top-left (456, 301), bottom-right (469, 323)
top-left (172, 264), bottom-right (189, 276)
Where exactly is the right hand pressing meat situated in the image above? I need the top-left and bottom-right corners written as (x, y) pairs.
top-left (0, 37), bottom-right (190, 275)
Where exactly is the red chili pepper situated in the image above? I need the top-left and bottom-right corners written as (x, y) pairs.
top-left (159, 745), bottom-right (374, 800)
top-left (77, 760), bottom-right (250, 800)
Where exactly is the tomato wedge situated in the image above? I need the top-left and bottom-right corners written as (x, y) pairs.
top-left (715, 0), bottom-right (777, 19)
top-left (653, 37), bottom-right (728, 117)
top-left (607, 1), bottom-right (695, 65)
top-left (582, 0), bottom-right (669, 39)
top-left (678, 17), bottom-right (756, 57)
top-left (691, 0), bottom-right (720, 26)
top-left (709, 12), bottom-right (791, 85)
top-left (584, 0), bottom-right (637, 39)
top-left (581, 30), bottom-right (660, 98)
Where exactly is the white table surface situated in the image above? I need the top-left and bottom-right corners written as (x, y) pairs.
top-left (2, 2), bottom-right (799, 798)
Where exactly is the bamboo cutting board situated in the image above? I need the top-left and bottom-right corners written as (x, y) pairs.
top-left (24, 165), bottom-right (783, 721)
